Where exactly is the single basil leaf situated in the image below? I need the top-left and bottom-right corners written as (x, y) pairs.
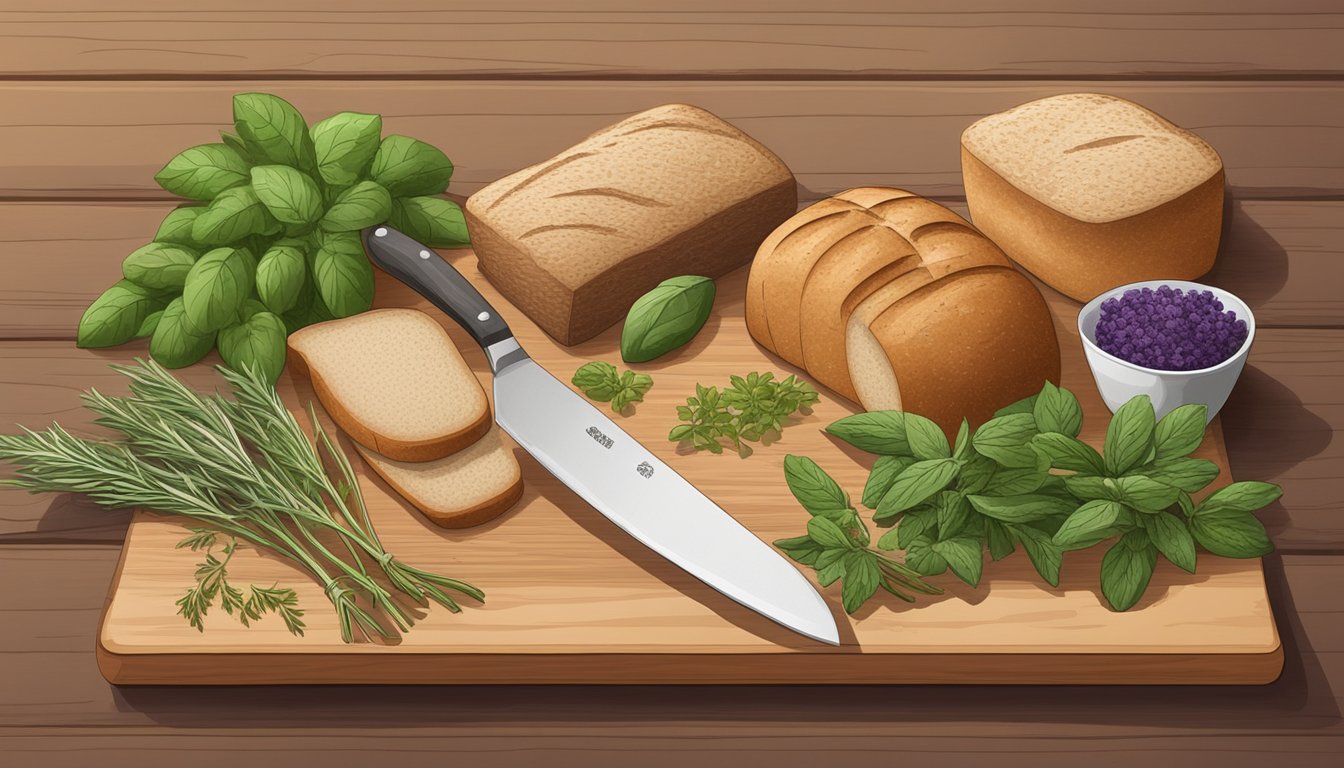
top-left (77, 280), bottom-right (166, 348)
top-left (905, 413), bottom-right (951, 460)
top-left (218, 311), bottom-right (287, 384)
top-left (154, 206), bottom-right (205, 247)
top-left (905, 535), bottom-right (948, 576)
top-left (1011, 524), bottom-right (1063, 587)
top-left (806, 516), bottom-right (854, 551)
top-left (150, 297), bottom-right (216, 368)
top-left (1190, 508), bottom-right (1274, 558)
top-left (310, 111), bottom-right (382, 186)
top-left (1146, 512), bottom-right (1197, 573)
top-left (1142, 457), bottom-right (1220, 494)
top-left (136, 309), bottom-right (165, 338)
top-left (932, 536), bottom-right (983, 587)
top-left (981, 450), bottom-right (1049, 496)
top-left (321, 180), bottom-right (391, 232)
top-left (1100, 531), bottom-right (1158, 611)
top-left (219, 130), bottom-right (252, 163)
top-left (840, 552), bottom-right (880, 614)
top-left (255, 245), bottom-right (307, 314)
top-left (861, 455), bottom-right (913, 509)
top-left (154, 143), bottom-right (249, 200)
top-left (182, 247), bottom-right (255, 333)
top-left (783, 455), bottom-right (852, 518)
top-left (370, 134), bottom-right (454, 196)
top-left (1053, 499), bottom-right (1124, 550)
top-left (1031, 432), bottom-right (1106, 475)
top-left (972, 413), bottom-right (1041, 467)
top-left (1113, 475), bottom-right (1184, 513)
top-left (388, 196), bottom-right (470, 247)
top-left (1194, 481), bottom-right (1284, 517)
top-left (122, 243), bottom-right (198, 291)
top-left (620, 275), bottom-right (716, 363)
top-left (966, 493), bottom-right (1076, 523)
top-left (1032, 380), bottom-right (1083, 438)
top-left (873, 458), bottom-right (960, 521)
top-left (313, 236), bottom-right (374, 318)
top-left (250, 165), bottom-right (323, 225)
top-left (1063, 474), bottom-right (1110, 501)
top-left (951, 418), bottom-right (970, 460)
top-left (816, 556), bottom-right (847, 587)
top-left (933, 490), bottom-right (973, 539)
top-left (774, 535), bottom-right (824, 566)
top-left (985, 519), bottom-right (1016, 561)
top-left (192, 186), bottom-right (278, 246)
top-left (995, 393), bottom-right (1038, 418)
top-left (233, 93), bottom-right (314, 170)
top-left (826, 411), bottom-right (909, 455)
top-left (1104, 395), bottom-right (1156, 476)
top-left (1154, 403), bottom-right (1209, 460)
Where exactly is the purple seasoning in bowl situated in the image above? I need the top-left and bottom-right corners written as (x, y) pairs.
top-left (1093, 285), bottom-right (1249, 371)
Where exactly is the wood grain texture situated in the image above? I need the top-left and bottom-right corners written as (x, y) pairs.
top-left (2, 81), bottom-right (1343, 200)
top-left (1, 2), bottom-right (1341, 79)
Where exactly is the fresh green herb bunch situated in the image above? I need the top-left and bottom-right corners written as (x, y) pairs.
top-left (669, 372), bottom-right (819, 456)
top-left (572, 361), bottom-right (655, 412)
top-left (0, 359), bottom-right (483, 641)
top-left (78, 92), bottom-right (468, 382)
top-left (174, 530), bottom-right (305, 636)
top-left (780, 381), bottom-right (1282, 612)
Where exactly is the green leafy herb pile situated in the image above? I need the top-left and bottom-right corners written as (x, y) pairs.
top-left (669, 372), bottom-right (819, 456)
top-left (78, 92), bottom-right (468, 382)
top-left (572, 361), bottom-right (655, 412)
top-left (0, 359), bottom-right (482, 641)
top-left (776, 382), bottom-right (1282, 613)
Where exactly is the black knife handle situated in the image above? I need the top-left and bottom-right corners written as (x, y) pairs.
top-left (361, 226), bottom-right (513, 350)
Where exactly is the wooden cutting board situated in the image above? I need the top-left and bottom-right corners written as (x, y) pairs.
top-left (96, 252), bottom-right (1282, 685)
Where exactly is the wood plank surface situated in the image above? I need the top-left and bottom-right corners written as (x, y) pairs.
top-left (1, 2), bottom-right (1341, 79)
top-left (2, 81), bottom-right (1343, 200)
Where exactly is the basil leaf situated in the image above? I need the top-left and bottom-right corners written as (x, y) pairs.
top-left (250, 165), bottom-right (323, 225)
top-left (321, 180), bottom-right (391, 232)
top-left (826, 411), bottom-right (909, 455)
top-left (1032, 380), bottom-right (1083, 438)
top-left (985, 519), bottom-right (1015, 561)
top-left (958, 452), bottom-right (997, 494)
top-left (951, 418), bottom-right (970, 460)
top-left (783, 455), bottom-right (851, 518)
top-left (806, 516), bottom-right (853, 551)
top-left (1100, 531), bottom-right (1158, 611)
top-left (1154, 403), bottom-right (1208, 460)
top-left (1012, 524), bottom-right (1063, 587)
top-left (981, 452), bottom-right (1049, 496)
top-left (122, 243), bottom-right (198, 291)
top-left (192, 186), bottom-right (278, 246)
top-left (1113, 475), bottom-right (1183, 513)
top-left (218, 311), bottom-right (287, 384)
top-left (1143, 457), bottom-right (1220, 494)
top-left (154, 143), bottom-right (249, 200)
top-left (219, 130), bottom-right (252, 163)
top-left (1195, 481), bottom-right (1284, 517)
top-left (255, 245), bottom-right (307, 314)
top-left (995, 393), bottom-right (1038, 418)
top-left (154, 206), bottom-right (205, 247)
top-left (816, 556), bottom-right (847, 587)
top-left (233, 93), bottom-right (314, 170)
top-left (77, 280), bottom-right (166, 349)
top-left (972, 413), bottom-right (1041, 467)
top-left (311, 111), bottom-right (382, 186)
top-left (150, 297), bottom-right (216, 368)
top-left (182, 247), bottom-right (255, 333)
top-left (883, 507), bottom-right (934, 550)
top-left (861, 455), bottom-right (913, 509)
top-left (371, 134), bottom-right (454, 196)
top-left (1063, 474), bottom-right (1110, 501)
top-left (932, 536), bottom-right (983, 587)
top-left (873, 458), bottom-right (960, 521)
top-left (905, 413), bottom-right (950, 460)
top-left (1146, 512), bottom-right (1197, 573)
top-left (966, 493), bottom-right (1076, 523)
top-left (136, 309), bottom-right (165, 338)
top-left (1053, 499), bottom-right (1125, 550)
top-left (840, 552), bottom-right (880, 614)
top-left (774, 535), bottom-right (824, 567)
top-left (620, 276), bottom-right (716, 363)
top-left (1189, 507), bottom-right (1274, 558)
top-left (933, 491), bottom-right (974, 540)
top-left (313, 233), bottom-right (374, 318)
top-left (388, 196), bottom-right (470, 247)
top-left (1031, 432), bottom-right (1106, 474)
top-left (1104, 395), bottom-right (1156, 476)
top-left (905, 535), bottom-right (948, 576)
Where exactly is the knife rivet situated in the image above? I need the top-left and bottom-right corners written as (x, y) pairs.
top-left (373, 227), bottom-right (388, 237)
top-left (419, 249), bottom-right (432, 260)
top-left (477, 311), bottom-right (491, 322)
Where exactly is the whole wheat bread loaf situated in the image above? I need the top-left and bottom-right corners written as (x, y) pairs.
top-left (467, 103), bottom-right (796, 345)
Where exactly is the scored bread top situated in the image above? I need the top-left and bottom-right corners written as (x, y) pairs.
top-left (287, 308), bottom-right (490, 461)
top-left (961, 93), bottom-right (1223, 223)
top-left (466, 103), bottom-right (794, 292)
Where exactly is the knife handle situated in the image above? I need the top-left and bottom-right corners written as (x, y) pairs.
top-left (361, 225), bottom-right (513, 350)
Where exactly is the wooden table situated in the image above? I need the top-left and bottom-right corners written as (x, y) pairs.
top-left (1, 2), bottom-right (1341, 765)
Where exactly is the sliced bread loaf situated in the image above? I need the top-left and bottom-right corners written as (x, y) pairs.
top-left (287, 308), bottom-right (491, 462)
top-left (467, 103), bottom-right (796, 345)
top-left (961, 93), bottom-right (1224, 302)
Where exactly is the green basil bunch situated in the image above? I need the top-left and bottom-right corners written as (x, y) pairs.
top-left (77, 93), bottom-right (468, 382)
top-left (779, 382), bottom-right (1283, 613)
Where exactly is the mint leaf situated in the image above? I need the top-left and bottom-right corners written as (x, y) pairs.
top-left (806, 516), bottom-right (853, 550)
top-left (1100, 531), bottom-right (1157, 611)
top-left (783, 455), bottom-right (852, 518)
top-left (952, 418), bottom-right (970, 460)
top-left (1053, 499), bottom-right (1125, 550)
top-left (1112, 475), bottom-right (1183, 513)
top-left (1064, 474), bottom-right (1110, 501)
top-left (980, 457), bottom-right (1048, 496)
top-left (932, 536), bottom-right (983, 587)
top-left (371, 135), bottom-right (454, 196)
top-left (1031, 432), bottom-right (1105, 474)
top-left (1154, 403), bottom-right (1208, 460)
top-left (1104, 395), bottom-right (1156, 476)
top-left (311, 111), bottom-right (382, 186)
top-left (933, 490), bottom-right (973, 539)
top-left (840, 552), bottom-right (880, 614)
top-left (1011, 524), bottom-right (1063, 587)
top-left (1032, 381), bottom-right (1083, 438)
top-left (885, 507), bottom-right (935, 550)
top-left (905, 413), bottom-right (950, 460)
top-left (1143, 457), bottom-right (1220, 494)
top-left (861, 455), bottom-right (913, 509)
top-left (154, 143), bottom-right (249, 201)
top-left (1195, 481), bottom-right (1284, 517)
top-left (873, 458), bottom-right (960, 521)
top-left (967, 493), bottom-right (1075, 524)
top-left (972, 413), bottom-right (1041, 467)
top-left (250, 165), bottom-right (323, 225)
top-left (826, 411), bottom-right (910, 455)
top-left (905, 535), bottom-right (948, 576)
top-left (1190, 508), bottom-right (1274, 558)
top-left (1145, 512), bottom-right (1197, 573)
top-left (994, 394), bottom-right (1038, 417)
top-left (321, 180), bottom-right (392, 232)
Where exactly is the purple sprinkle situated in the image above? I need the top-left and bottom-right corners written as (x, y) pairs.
top-left (1095, 286), bottom-right (1249, 371)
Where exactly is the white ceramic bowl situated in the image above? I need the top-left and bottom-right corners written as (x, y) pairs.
top-left (1077, 279), bottom-right (1255, 423)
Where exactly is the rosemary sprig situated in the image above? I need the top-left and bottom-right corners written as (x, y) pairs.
top-left (0, 359), bottom-right (482, 642)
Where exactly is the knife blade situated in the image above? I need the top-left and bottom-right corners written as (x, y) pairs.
top-left (362, 225), bottom-right (840, 645)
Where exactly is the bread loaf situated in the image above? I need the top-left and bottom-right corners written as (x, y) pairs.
top-left (961, 93), bottom-right (1224, 302)
top-left (746, 188), bottom-right (1060, 434)
top-left (467, 104), bottom-right (796, 345)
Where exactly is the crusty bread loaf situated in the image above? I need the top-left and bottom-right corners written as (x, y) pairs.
top-left (467, 103), bottom-right (796, 345)
top-left (746, 188), bottom-right (1060, 434)
top-left (287, 308), bottom-right (490, 462)
top-left (961, 93), bottom-right (1225, 302)
top-left (358, 426), bottom-right (522, 529)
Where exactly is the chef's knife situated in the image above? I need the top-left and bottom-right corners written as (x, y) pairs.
top-left (362, 225), bottom-right (840, 646)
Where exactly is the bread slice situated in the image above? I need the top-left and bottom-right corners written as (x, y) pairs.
top-left (467, 103), bottom-right (796, 345)
top-left (961, 93), bottom-right (1224, 301)
top-left (357, 426), bottom-right (522, 529)
top-left (287, 308), bottom-right (491, 462)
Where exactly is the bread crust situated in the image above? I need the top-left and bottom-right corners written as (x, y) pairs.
top-left (357, 445), bottom-right (524, 529)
